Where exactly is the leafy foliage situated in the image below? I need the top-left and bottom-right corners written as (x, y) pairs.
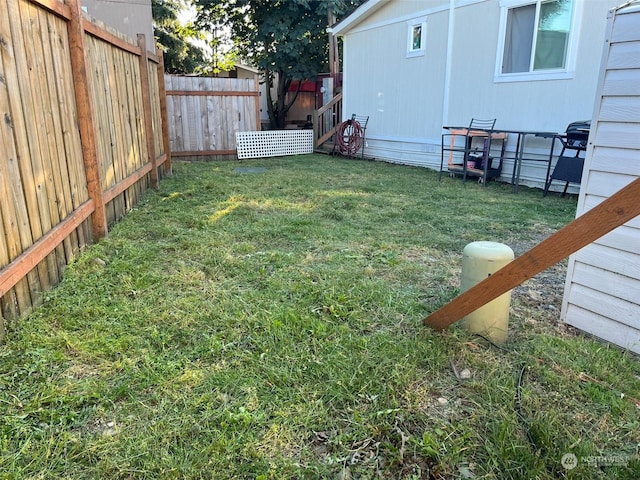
top-left (194, 0), bottom-right (363, 128)
top-left (152, 0), bottom-right (209, 74)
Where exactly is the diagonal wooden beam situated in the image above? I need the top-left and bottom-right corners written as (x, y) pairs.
top-left (424, 176), bottom-right (640, 331)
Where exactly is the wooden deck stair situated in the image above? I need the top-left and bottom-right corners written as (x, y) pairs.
top-left (313, 93), bottom-right (342, 152)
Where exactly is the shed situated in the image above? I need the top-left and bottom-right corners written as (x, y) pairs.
top-left (561, 1), bottom-right (640, 353)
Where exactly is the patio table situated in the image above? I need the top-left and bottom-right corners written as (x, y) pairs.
top-left (496, 130), bottom-right (558, 193)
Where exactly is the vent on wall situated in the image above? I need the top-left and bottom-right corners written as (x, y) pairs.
top-left (236, 130), bottom-right (314, 159)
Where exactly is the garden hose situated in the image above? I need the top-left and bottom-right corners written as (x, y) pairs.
top-left (335, 117), bottom-right (364, 158)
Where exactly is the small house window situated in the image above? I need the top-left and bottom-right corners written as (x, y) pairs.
top-left (499, 0), bottom-right (574, 75)
top-left (407, 18), bottom-right (426, 58)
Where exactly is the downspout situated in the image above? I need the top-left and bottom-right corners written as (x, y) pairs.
top-left (442, 0), bottom-right (455, 127)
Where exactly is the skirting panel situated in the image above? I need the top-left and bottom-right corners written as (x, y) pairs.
top-left (236, 130), bottom-right (313, 159)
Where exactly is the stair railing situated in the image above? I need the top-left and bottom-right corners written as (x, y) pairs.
top-left (313, 93), bottom-right (342, 149)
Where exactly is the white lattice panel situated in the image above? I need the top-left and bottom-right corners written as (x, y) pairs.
top-left (235, 130), bottom-right (314, 159)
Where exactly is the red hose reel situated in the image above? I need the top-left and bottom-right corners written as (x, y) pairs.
top-left (334, 116), bottom-right (364, 158)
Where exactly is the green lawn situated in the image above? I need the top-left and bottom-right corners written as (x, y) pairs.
top-left (1, 156), bottom-right (639, 479)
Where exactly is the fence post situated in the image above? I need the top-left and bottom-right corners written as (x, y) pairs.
top-left (67, 0), bottom-right (107, 240)
top-left (312, 110), bottom-right (319, 149)
top-left (137, 34), bottom-right (158, 189)
top-left (155, 48), bottom-right (172, 175)
top-left (254, 75), bottom-right (261, 131)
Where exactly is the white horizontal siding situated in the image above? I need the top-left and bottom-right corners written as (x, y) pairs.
top-left (571, 262), bottom-right (640, 305)
top-left (598, 96), bottom-right (640, 122)
top-left (589, 146), bottom-right (640, 176)
top-left (606, 41), bottom-right (640, 70)
top-left (366, 137), bottom-right (440, 169)
top-left (610, 8), bottom-right (640, 42)
top-left (592, 121), bottom-right (640, 149)
top-left (562, 6), bottom-right (640, 352)
top-left (602, 68), bottom-right (640, 96)
top-left (567, 283), bottom-right (638, 329)
top-left (565, 304), bottom-right (640, 354)
top-left (573, 242), bottom-right (640, 282)
top-left (594, 225), bottom-right (640, 253)
top-left (583, 170), bottom-right (637, 197)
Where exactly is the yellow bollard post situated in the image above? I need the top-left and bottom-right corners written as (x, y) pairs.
top-left (460, 241), bottom-right (514, 344)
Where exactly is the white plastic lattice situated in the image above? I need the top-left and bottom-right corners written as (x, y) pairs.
top-left (235, 130), bottom-right (314, 159)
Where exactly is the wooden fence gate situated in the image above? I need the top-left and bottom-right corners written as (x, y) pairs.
top-left (165, 75), bottom-right (261, 159)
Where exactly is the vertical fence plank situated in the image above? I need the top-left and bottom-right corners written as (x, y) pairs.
top-left (29, 3), bottom-right (69, 279)
top-left (137, 34), bottom-right (158, 188)
top-left (41, 7), bottom-right (80, 262)
top-left (180, 76), bottom-right (190, 151)
top-left (107, 41), bottom-right (127, 219)
top-left (0, 5), bottom-right (32, 318)
top-left (198, 76), bottom-right (209, 153)
top-left (67, 0), bottom-right (107, 239)
top-left (165, 74), bottom-right (175, 151)
top-left (146, 56), bottom-right (162, 173)
top-left (155, 49), bottom-right (171, 174)
top-left (126, 42), bottom-right (146, 206)
top-left (254, 75), bottom-right (261, 131)
top-left (99, 35), bottom-right (123, 222)
top-left (47, 9), bottom-right (89, 212)
top-left (17, 0), bottom-right (61, 289)
top-left (5, 0), bottom-right (52, 305)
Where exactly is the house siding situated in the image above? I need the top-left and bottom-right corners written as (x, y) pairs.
top-left (561, 3), bottom-right (640, 354)
top-left (82, 0), bottom-right (155, 52)
top-left (337, 0), bottom-right (619, 188)
top-left (341, 0), bottom-right (449, 167)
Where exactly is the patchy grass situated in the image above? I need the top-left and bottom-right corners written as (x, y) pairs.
top-left (1, 155), bottom-right (639, 479)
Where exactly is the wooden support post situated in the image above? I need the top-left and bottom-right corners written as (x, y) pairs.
top-left (137, 34), bottom-right (158, 189)
top-left (254, 75), bottom-right (261, 131)
top-left (155, 48), bottom-right (172, 175)
top-left (67, 0), bottom-right (107, 240)
top-left (424, 176), bottom-right (640, 331)
top-left (327, 8), bottom-right (339, 79)
top-left (312, 109), bottom-right (319, 149)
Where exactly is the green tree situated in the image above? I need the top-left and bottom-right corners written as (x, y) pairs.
top-left (152, 0), bottom-right (209, 74)
top-left (194, 0), bottom-right (362, 128)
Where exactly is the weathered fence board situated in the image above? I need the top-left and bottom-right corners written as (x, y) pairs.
top-left (0, 0), bottom-right (168, 336)
top-left (165, 74), bottom-right (260, 159)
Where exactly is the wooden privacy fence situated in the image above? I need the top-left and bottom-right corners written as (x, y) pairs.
top-left (0, 0), bottom-right (169, 335)
top-left (165, 74), bottom-right (260, 159)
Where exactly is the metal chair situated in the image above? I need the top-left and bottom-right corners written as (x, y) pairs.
top-left (440, 118), bottom-right (507, 185)
top-left (543, 121), bottom-right (589, 196)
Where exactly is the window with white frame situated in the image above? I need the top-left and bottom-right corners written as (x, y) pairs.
top-left (499, 0), bottom-right (574, 76)
top-left (406, 18), bottom-right (426, 58)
